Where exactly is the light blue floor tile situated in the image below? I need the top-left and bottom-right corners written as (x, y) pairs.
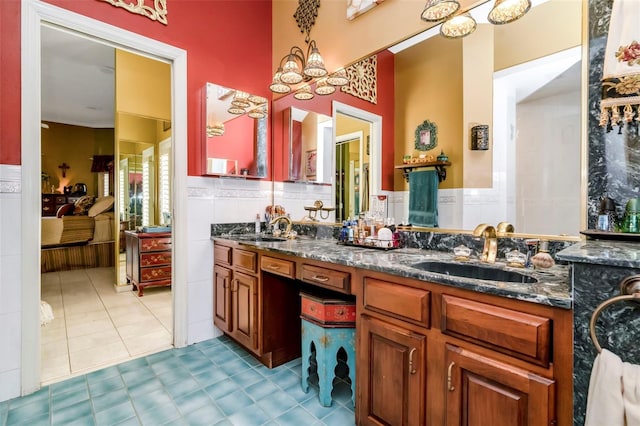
top-left (269, 370), bottom-right (300, 390)
top-left (275, 406), bottom-right (318, 426)
top-left (173, 390), bottom-right (213, 415)
top-left (227, 404), bottom-right (270, 426)
top-left (182, 403), bottom-right (225, 426)
top-left (91, 389), bottom-right (129, 414)
top-left (131, 389), bottom-right (173, 414)
top-left (215, 390), bottom-right (254, 416)
top-left (88, 375), bottom-right (125, 398)
top-left (229, 368), bottom-right (264, 388)
top-left (51, 399), bottom-right (92, 425)
top-left (280, 382), bottom-right (317, 404)
top-left (94, 400), bottom-right (136, 426)
top-left (87, 366), bottom-right (120, 385)
top-left (193, 368), bottom-right (229, 387)
top-left (7, 397), bottom-right (50, 425)
top-left (121, 366), bottom-right (156, 388)
top-left (137, 401), bottom-right (180, 426)
top-left (4, 336), bottom-right (354, 426)
top-left (255, 391), bottom-right (297, 419)
top-left (51, 375), bottom-right (88, 396)
top-left (165, 377), bottom-right (200, 400)
top-left (127, 377), bottom-right (164, 398)
top-left (157, 366), bottom-right (191, 387)
top-left (204, 378), bottom-right (239, 400)
top-left (51, 387), bottom-right (90, 410)
top-left (321, 405), bottom-right (356, 425)
top-left (244, 380), bottom-right (280, 402)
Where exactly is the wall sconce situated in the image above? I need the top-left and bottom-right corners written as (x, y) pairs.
top-left (270, 41), bottom-right (349, 98)
top-left (421, 0), bottom-right (460, 22)
top-left (487, 0), bottom-right (532, 25)
top-left (471, 125), bottom-right (490, 150)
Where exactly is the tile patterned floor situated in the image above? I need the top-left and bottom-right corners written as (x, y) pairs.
top-left (41, 267), bottom-right (173, 384)
top-left (0, 336), bottom-right (356, 425)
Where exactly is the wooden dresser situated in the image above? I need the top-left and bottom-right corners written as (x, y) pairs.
top-left (125, 230), bottom-right (172, 296)
top-left (41, 194), bottom-right (82, 216)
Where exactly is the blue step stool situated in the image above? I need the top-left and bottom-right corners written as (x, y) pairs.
top-left (301, 318), bottom-right (356, 407)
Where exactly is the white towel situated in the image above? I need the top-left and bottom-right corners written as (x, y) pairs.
top-left (585, 349), bottom-right (624, 426)
top-left (623, 361), bottom-right (640, 425)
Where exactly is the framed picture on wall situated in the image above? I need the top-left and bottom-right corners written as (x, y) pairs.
top-left (305, 149), bottom-right (317, 179)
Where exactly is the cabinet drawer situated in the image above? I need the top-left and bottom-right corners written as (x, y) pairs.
top-left (214, 244), bottom-right (232, 266)
top-left (54, 195), bottom-right (67, 204)
top-left (301, 264), bottom-right (350, 293)
top-left (234, 249), bottom-right (257, 274)
top-left (139, 237), bottom-right (171, 252)
top-left (140, 252), bottom-right (171, 267)
top-left (363, 278), bottom-right (430, 327)
top-left (261, 256), bottom-right (295, 279)
top-left (441, 294), bottom-right (551, 366)
top-left (139, 265), bottom-right (172, 282)
top-left (42, 195), bottom-right (54, 204)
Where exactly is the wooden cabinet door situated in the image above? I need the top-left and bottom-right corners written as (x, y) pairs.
top-left (359, 315), bottom-right (426, 426)
top-left (231, 271), bottom-right (258, 351)
top-left (445, 344), bottom-right (555, 426)
top-left (213, 265), bottom-right (232, 332)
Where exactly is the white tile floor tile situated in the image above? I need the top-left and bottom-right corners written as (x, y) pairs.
top-left (40, 267), bottom-right (173, 385)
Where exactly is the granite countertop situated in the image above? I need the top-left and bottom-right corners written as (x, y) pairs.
top-left (212, 235), bottom-right (572, 309)
top-left (556, 239), bottom-right (640, 269)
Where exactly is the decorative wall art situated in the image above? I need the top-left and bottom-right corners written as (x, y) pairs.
top-left (97, 0), bottom-right (168, 25)
top-left (305, 149), bottom-right (317, 179)
top-left (294, 0), bottom-right (321, 43)
top-left (341, 55), bottom-right (377, 104)
top-left (414, 119), bottom-right (438, 151)
top-left (346, 0), bottom-right (385, 20)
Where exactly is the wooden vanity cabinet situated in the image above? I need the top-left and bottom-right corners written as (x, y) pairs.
top-left (356, 269), bottom-right (573, 426)
top-left (213, 241), bottom-right (302, 367)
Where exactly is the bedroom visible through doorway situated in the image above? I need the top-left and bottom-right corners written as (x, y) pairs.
top-left (39, 25), bottom-right (174, 384)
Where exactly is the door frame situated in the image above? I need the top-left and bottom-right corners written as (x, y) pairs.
top-left (21, 0), bottom-right (188, 395)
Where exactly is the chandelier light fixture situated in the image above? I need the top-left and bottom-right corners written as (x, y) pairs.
top-left (314, 78), bottom-right (336, 95)
top-left (487, 0), bottom-right (532, 24)
top-left (270, 41), bottom-right (349, 98)
top-left (440, 13), bottom-right (477, 38)
top-left (420, 0), bottom-right (460, 22)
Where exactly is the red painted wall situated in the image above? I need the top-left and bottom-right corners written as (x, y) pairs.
top-left (0, 0), bottom-right (273, 177)
top-left (272, 49), bottom-right (395, 191)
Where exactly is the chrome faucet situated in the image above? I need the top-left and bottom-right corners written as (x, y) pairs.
top-left (473, 223), bottom-right (498, 264)
top-left (269, 215), bottom-right (293, 238)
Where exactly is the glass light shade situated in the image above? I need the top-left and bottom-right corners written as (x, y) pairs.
top-left (206, 123), bottom-right (225, 137)
top-left (248, 107), bottom-right (266, 119)
top-left (231, 99), bottom-right (250, 108)
top-left (326, 68), bottom-right (349, 86)
top-left (487, 0), bottom-right (531, 24)
top-left (248, 95), bottom-right (267, 105)
top-left (440, 13), bottom-right (477, 38)
top-left (281, 56), bottom-right (304, 84)
top-left (304, 47), bottom-right (328, 78)
top-left (421, 0), bottom-right (460, 22)
top-left (227, 106), bottom-right (245, 115)
top-left (314, 78), bottom-right (335, 95)
top-left (269, 71), bottom-right (291, 94)
top-left (293, 86), bottom-right (314, 101)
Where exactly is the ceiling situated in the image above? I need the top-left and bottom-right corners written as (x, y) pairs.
top-left (41, 26), bottom-right (115, 128)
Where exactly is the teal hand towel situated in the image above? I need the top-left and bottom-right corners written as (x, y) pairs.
top-left (408, 170), bottom-right (439, 227)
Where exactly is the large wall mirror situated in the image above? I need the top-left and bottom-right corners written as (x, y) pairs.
top-left (203, 82), bottom-right (268, 178)
top-left (273, 0), bottom-right (583, 238)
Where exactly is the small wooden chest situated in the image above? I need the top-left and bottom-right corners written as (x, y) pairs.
top-left (300, 292), bottom-right (355, 327)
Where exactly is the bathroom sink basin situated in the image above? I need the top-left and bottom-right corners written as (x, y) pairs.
top-left (411, 261), bottom-right (538, 283)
